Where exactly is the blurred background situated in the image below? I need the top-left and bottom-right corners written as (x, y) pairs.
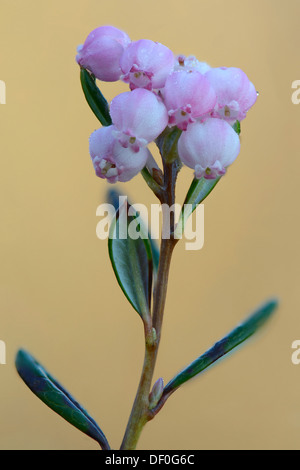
top-left (0, 0), bottom-right (299, 450)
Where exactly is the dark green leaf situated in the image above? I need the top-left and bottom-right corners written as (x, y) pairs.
top-left (149, 235), bottom-right (160, 275)
top-left (164, 299), bottom-right (278, 395)
top-left (184, 175), bottom-right (221, 209)
top-left (108, 201), bottom-right (153, 318)
top-left (233, 120), bottom-right (241, 135)
top-left (107, 188), bottom-right (159, 273)
top-left (15, 349), bottom-right (110, 449)
top-left (175, 176), bottom-right (220, 238)
top-left (156, 127), bottom-right (182, 164)
top-left (80, 68), bottom-right (112, 126)
top-left (106, 188), bottom-right (123, 212)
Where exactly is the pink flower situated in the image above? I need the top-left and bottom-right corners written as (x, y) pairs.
top-left (178, 118), bottom-right (240, 179)
top-left (174, 55), bottom-right (211, 74)
top-left (76, 26), bottom-right (131, 82)
top-left (89, 126), bottom-right (149, 183)
top-left (205, 67), bottom-right (257, 123)
top-left (162, 70), bottom-right (217, 131)
top-left (110, 89), bottom-right (168, 152)
top-left (120, 39), bottom-right (174, 90)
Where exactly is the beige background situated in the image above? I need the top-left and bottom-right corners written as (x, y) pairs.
top-left (0, 0), bottom-right (299, 450)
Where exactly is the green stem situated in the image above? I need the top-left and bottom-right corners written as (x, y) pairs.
top-left (119, 325), bottom-right (157, 450)
top-left (120, 239), bottom-right (176, 450)
top-left (120, 161), bottom-right (179, 450)
top-left (152, 238), bottom-right (176, 344)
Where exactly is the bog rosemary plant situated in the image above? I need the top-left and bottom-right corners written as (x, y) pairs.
top-left (15, 26), bottom-right (277, 450)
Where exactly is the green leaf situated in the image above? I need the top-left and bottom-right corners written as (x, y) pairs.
top-left (107, 188), bottom-right (159, 273)
top-left (15, 349), bottom-right (110, 449)
top-left (174, 176), bottom-right (220, 238)
top-left (156, 127), bottom-right (182, 163)
top-left (233, 120), bottom-right (241, 135)
top-left (164, 299), bottom-right (278, 396)
top-left (80, 68), bottom-right (112, 126)
top-left (108, 201), bottom-right (153, 318)
top-left (149, 235), bottom-right (160, 275)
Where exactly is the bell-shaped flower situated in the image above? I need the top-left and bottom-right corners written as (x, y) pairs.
top-left (163, 70), bottom-right (217, 131)
top-left (110, 89), bottom-right (168, 152)
top-left (89, 126), bottom-right (149, 183)
top-left (205, 67), bottom-right (257, 123)
top-left (178, 118), bottom-right (240, 179)
top-left (120, 39), bottom-right (174, 90)
top-left (174, 55), bottom-right (211, 74)
top-left (76, 26), bottom-right (131, 82)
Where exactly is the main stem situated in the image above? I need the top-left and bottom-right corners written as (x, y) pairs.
top-left (120, 161), bottom-right (178, 450)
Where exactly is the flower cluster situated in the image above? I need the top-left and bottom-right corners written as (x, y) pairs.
top-left (76, 26), bottom-right (257, 183)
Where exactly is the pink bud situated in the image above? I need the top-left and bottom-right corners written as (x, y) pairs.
top-left (205, 67), bottom-right (257, 123)
top-left (89, 126), bottom-right (149, 183)
top-left (163, 70), bottom-right (217, 131)
top-left (178, 118), bottom-right (240, 179)
top-left (120, 39), bottom-right (174, 90)
top-left (76, 26), bottom-right (131, 82)
top-left (110, 89), bottom-right (168, 151)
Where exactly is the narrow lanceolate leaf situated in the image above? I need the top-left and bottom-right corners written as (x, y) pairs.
top-left (108, 200), bottom-right (153, 318)
top-left (107, 188), bottom-right (159, 273)
top-left (80, 68), bottom-right (112, 126)
top-left (163, 299), bottom-right (278, 396)
top-left (15, 349), bottom-right (110, 450)
top-left (174, 176), bottom-right (220, 238)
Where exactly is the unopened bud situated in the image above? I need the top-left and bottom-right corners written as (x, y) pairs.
top-left (149, 377), bottom-right (164, 410)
